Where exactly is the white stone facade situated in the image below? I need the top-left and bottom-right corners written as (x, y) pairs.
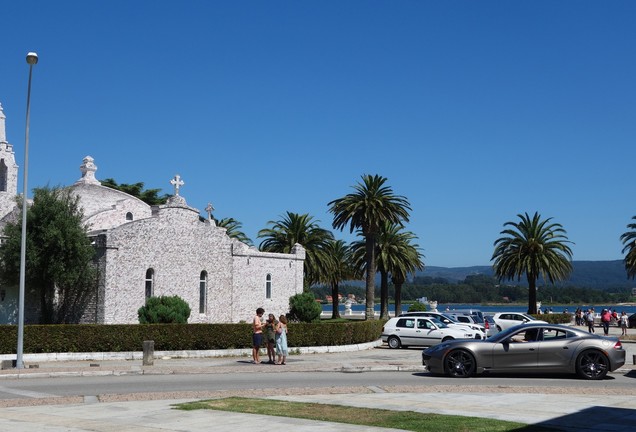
top-left (0, 102), bottom-right (305, 324)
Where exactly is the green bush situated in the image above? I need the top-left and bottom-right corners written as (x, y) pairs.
top-left (530, 313), bottom-right (572, 324)
top-left (138, 295), bottom-right (191, 324)
top-left (0, 320), bottom-right (384, 354)
top-left (288, 291), bottom-right (323, 323)
top-left (407, 301), bottom-right (427, 312)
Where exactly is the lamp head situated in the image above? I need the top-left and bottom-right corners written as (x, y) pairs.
top-left (26, 52), bottom-right (38, 65)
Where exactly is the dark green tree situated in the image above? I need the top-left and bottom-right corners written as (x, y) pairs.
top-left (329, 174), bottom-right (411, 320)
top-left (0, 187), bottom-right (96, 323)
top-left (101, 178), bottom-right (169, 205)
top-left (217, 217), bottom-right (253, 246)
top-left (288, 291), bottom-right (322, 322)
top-left (258, 212), bottom-right (334, 288)
top-left (138, 295), bottom-right (191, 324)
top-left (620, 216), bottom-right (636, 279)
top-left (492, 212), bottom-right (573, 314)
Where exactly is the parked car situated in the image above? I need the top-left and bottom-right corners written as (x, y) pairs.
top-left (450, 309), bottom-right (484, 320)
top-left (628, 313), bottom-right (636, 329)
top-left (398, 311), bottom-right (486, 338)
top-left (422, 322), bottom-right (626, 380)
top-left (483, 314), bottom-right (500, 337)
top-left (382, 316), bottom-right (480, 349)
top-left (492, 312), bottom-right (547, 331)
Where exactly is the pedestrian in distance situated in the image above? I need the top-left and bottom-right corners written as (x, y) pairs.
top-left (620, 311), bottom-right (629, 336)
top-left (264, 313), bottom-right (278, 364)
top-left (601, 309), bottom-right (611, 336)
top-left (275, 315), bottom-right (288, 365)
top-left (586, 309), bottom-right (595, 333)
top-left (252, 307), bottom-right (265, 364)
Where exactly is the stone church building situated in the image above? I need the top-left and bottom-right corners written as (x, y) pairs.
top-left (0, 102), bottom-right (305, 324)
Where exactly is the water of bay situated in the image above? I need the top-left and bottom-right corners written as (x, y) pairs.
top-left (322, 303), bottom-right (636, 315)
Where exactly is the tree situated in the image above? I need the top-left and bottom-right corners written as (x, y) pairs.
top-left (258, 212), bottom-right (334, 288)
top-left (101, 178), bottom-right (169, 205)
top-left (138, 295), bottom-right (191, 324)
top-left (492, 212), bottom-right (573, 314)
top-left (320, 239), bottom-right (358, 319)
top-left (288, 291), bottom-right (322, 322)
top-left (0, 187), bottom-right (96, 323)
top-left (620, 216), bottom-right (636, 279)
top-left (217, 217), bottom-right (253, 246)
top-left (329, 174), bottom-right (411, 320)
top-left (388, 230), bottom-right (424, 318)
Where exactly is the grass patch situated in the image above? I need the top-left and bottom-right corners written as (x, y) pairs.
top-left (175, 397), bottom-right (557, 431)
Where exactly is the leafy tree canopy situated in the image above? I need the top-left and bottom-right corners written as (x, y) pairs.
top-left (101, 178), bottom-right (169, 205)
top-left (0, 186), bottom-right (96, 323)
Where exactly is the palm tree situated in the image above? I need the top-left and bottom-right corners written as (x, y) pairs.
top-left (492, 212), bottom-right (573, 314)
top-left (258, 212), bottom-right (334, 287)
top-left (329, 174), bottom-right (411, 320)
top-left (388, 232), bottom-right (424, 318)
top-left (620, 216), bottom-right (636, 279)
top-left (320, 239), bottom-right (358, 319)
top-left (351, 223), bottom-right (424, 319)
top-left (217, 217), bottom-right (253, 246)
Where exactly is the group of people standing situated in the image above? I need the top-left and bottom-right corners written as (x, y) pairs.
top-left (574, 307), bottom-right (629, 336)
top-left (251, 308), bottom-right (289, 365)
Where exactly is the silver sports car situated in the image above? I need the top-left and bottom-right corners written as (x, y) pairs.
top-left (422, 322), bottom-right (626, 380)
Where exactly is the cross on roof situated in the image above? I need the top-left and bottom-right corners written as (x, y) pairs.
top-left (205, 202), bottom-right (215, 222)
top-left (170, 174), bottom-right (184, 196)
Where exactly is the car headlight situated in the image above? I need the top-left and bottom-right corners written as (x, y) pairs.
top-left (428, 343), bottom-right (450, 353)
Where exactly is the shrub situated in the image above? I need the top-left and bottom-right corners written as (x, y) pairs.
top-left (138, 295), bottom-right (191, 324)
top-left (407, 301), bottom-right (427, 312)
top-left (288, 291), bottom-right (322, 323)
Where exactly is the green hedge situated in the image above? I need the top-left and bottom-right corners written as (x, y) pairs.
top-left (0, 320), bottom-right (385, 354)
top-left (529, 313), bottom-right (572, 324)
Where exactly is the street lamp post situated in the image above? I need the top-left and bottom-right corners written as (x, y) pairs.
top-left (16, 51), bottom-right (38, 369)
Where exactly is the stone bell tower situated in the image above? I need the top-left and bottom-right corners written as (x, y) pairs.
top-left (0, 102), bottom-right (20, 219)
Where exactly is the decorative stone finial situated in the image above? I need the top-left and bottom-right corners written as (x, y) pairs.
top-left (75, 156), bottom-right (101, 185)
top-left (0, 103), bottom-right (6, 143)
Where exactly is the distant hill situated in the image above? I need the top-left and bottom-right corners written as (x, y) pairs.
top-left (419, 260), bottom-right (635, 291)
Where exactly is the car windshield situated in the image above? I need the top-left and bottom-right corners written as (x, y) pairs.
top-left (441, 313), bottom-right (459, 323)
top-left (428, 318), bottom-right (448, 328)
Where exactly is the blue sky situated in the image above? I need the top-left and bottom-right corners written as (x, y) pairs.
top-left (1, 1), bottom-right (635, 268)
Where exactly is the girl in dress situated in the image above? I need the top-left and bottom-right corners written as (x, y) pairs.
top-left (275, 315), bottom-right (288, 365)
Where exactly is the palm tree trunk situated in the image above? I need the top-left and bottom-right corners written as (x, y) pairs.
top-left (331, 282), bottom-right (341, 319)
top-left (365, 234), bottom-right (376, 320)
top-left (527, 274), bottom-right (537, 314)
top-left (394, 283), bottom-right (403, 317)
top-left (380, 270), bottom-right (389, 319)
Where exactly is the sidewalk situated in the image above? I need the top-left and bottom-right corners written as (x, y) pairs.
top-left (0, 325), bottom-right (634, 431)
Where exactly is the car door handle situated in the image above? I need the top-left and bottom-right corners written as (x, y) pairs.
top-left (528, 348), bottom-right (535, 351)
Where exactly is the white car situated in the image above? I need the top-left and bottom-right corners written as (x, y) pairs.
top-left (492, 312), bottom-right (547, 331)
top-left (381, 316), bottom-right (481, 349)
top-left (398, 311), bottom-right (486, 338)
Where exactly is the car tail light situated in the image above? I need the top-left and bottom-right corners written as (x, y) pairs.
top-left (484, 320), bottom-right (490, 330)
top-left (614, 341), bottom-right (623, 350)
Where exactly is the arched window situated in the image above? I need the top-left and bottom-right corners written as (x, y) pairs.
top-left (265, 273), bottom-right (272, 299)
top-left (126, 212), bottom-right (133, 221)
top-left (145, 268), bottom-right (154, 300)
top-left (0, 159), bottom-right (7, 192)
top-left (199, 271), bottom-right (207, 314)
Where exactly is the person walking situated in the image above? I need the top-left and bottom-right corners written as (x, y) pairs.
top-left (252, 307), bottom-right (265, 364)
top-left (600, 309), bottom-right (611, 336)
top-left (275, 315), bottom-right (289, 365)
top-left (586, 309), bottom-right (595, 333)
top-left (620, 311), bottom-right (629, 336)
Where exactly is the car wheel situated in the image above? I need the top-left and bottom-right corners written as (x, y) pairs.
top-left (576, 350), bottom-right (609, 380)
top-left (444, 349), bottom-right (476, 378)
top-left (496, 325), bottom-right (502, 332)
top-left (387, 336), bottom-right (401, 349)
top-left (442, 336), bottom-right (455, 342)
